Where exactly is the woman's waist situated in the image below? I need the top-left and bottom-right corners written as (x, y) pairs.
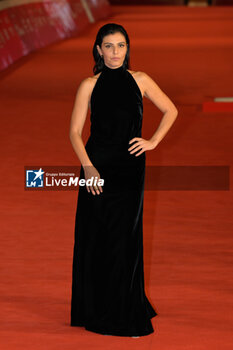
top-left (87, 132), bottom-right (142, 147)
top-left (87, 135), bottom-right (129, 148)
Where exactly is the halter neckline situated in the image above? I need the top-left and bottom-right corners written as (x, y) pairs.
top-left (102, 63), bottom-right (125, 73)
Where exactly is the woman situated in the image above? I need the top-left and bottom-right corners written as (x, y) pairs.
top-left (70, 23), bottom-right (178, 337)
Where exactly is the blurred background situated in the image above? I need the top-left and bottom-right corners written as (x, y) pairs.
top-left (0, 1), bottom-right (233, 350)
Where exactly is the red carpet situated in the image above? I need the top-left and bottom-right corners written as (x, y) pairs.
top-left (0, 5), bottom-right (233, 349)
top-left (203, 101), bottom-right (233, 112)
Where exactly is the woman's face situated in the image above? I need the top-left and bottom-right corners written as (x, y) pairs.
top-left (97, 32), bottom-right (127, 69)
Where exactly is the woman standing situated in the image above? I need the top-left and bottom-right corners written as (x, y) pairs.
top-left (69, 23), bottom-right (178, 337)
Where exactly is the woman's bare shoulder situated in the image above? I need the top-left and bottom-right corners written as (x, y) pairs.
top-left (127, 69), bottom-right (157, 88)
top-left (80, 73), bottom-right (100, 85)
top-left (127, 70), bottom-right (150, 85)
top-left (77, 73), bottom-right (101, 94)
top-left (88, 72), bottom-right (102, 94)
top-left (91, 72), bottom-right (102, 79)
top-left (128, 69), bottom-right (150, 80)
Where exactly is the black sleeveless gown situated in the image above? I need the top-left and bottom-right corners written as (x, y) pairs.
top-left (70, 63), bottom-right (158, 336)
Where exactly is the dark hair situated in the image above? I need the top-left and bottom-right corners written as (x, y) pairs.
top-left (92, 23), bottom-right (130, 75)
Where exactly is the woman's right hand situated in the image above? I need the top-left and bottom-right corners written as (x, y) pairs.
top-left (83, 165), bottom-right (103, 195)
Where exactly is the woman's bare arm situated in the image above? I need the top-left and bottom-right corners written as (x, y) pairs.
top-left (69, 78), bottom-right (103, 195)
top-left (69, 78), bottom-right (93, 167)
top-left (128, 72), bottom-right (178, 156)
top-left (142, 72), bottom-right (178, 147)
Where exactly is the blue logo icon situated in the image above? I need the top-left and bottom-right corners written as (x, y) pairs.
top-left (26, 168), bottom-right (44, 187)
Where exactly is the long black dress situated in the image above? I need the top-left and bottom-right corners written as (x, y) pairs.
top-left (70, 62), bottom-right (158, 336)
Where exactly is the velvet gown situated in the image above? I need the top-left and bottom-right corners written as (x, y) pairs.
top-left (70, 62), bottom-right (158, 336)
